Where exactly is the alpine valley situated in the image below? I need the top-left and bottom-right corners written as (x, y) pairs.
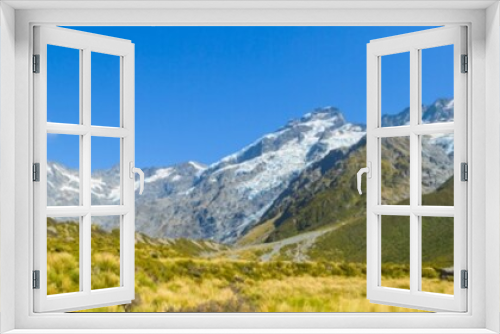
top-left (47, 98), bottom-right (457, 312)
top-left (48, 98), bottom-right (455, 249)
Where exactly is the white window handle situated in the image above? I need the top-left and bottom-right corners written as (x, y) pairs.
top-left (357, 162), bottom-right (371, 195)
top-left (129, 161), bottom-right (144, 195)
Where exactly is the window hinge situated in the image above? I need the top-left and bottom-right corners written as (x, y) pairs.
top-left (461, 54), bottom-right (468, 73)
top-left (33, 163), bottom-right (40, 182)
top-left (461, 162), bottom-right (468, 181)
top-left (33, 270), bottom-right (40, 289)
top-left (33, 54), bottom-right (40, 73)
top-left (461, 270), bottom-right (468, 289)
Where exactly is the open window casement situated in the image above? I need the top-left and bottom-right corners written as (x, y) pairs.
top-left (33, 26), bottom-right (142, 312)
top-left (362, 26), bottom-right (467, 312)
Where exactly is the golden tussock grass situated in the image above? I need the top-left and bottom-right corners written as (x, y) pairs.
top-left (46, 222), bottom-right (453, 313)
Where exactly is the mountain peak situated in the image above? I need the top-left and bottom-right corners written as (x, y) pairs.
top-left (429, 98), bottom-right (454, 110)
top-left (213, 105), bottom-right (353, 169)
top-left (284, 106), bottom-right (345, 129)
top-left (422, 98), bottom-right (454, 123)
top-left (305, 106), bottom-right (343, 121)
top-left (187, 161), bottom-right (207, 171)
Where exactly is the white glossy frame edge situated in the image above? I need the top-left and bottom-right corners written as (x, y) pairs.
top-left (366, 26), bottom-right (467, 312)
top-left (32, 26), bottom-right (135, 313)
top-left (0, 3), bottom-right (498, 334)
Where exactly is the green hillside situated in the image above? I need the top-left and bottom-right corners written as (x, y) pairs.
top-left (307, 178), bottom-right (454, 271)
top-left (252, 135), bottom-right (452, 248)
top-left (262, 139), bottom-right (368, 242)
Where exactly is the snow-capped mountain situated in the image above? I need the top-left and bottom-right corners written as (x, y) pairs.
top-left (134, 107), bottom-right (365, 243)
top-left (203, 108), bottom-right (365, 202)
top-left (47, 106), bottom-right (364, 242)
top-left (47, 98), bottom-right (453, 243)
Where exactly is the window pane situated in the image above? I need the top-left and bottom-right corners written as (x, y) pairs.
top-left (47, 216), bottom-right (80, 295)
top-left (421, 217), bottom-right (454, 295)
top-left (91, 52), bottom-right (120, 127)
top-left (47, 134), bottom-right (80, 206)
top-left (381, 137), bottom-right (410, 205)
top-left (381, 215), bottom-right (410, 290)
top-left (91, 137), bottom-right (121, 205)
top-left (47, 45), bottom-right (80, 124)
top-left (91, 216), bottom-right (121, 290)
top-left (421, 134), bottom-right (454, 206)
top-left (421, 45), bottom-right (454, 124)
top-left (381, 52), bottom-right (410, 127)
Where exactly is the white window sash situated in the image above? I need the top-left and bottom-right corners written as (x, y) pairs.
top-left (366, 26), bottom-right (468, 312)
top-left (32, 26), bottom-right (136, 313)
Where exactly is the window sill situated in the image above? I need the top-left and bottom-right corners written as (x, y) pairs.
top-left (3, 329), bottom-right (498, 334)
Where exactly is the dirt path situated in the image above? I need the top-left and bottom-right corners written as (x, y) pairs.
top-left (206, 223), bottom-right (345, 262)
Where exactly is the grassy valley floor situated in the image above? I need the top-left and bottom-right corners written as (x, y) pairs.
top-left (84, 274), bottom-right (448, 312)
top-left (47, 219), bottom-right (453, 313)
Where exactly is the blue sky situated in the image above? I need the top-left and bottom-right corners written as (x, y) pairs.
top-left (47, 26), bottom-right (453, 170)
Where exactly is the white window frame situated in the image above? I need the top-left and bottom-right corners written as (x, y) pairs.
top-left (366, 26), bottom-right (468, 312)
top-left (33, 26), bottom-right (136, 313)
top-left (1, 2), bottom-right (499, 333)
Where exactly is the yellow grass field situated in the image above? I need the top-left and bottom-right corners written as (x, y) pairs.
top-left (81, 276), bottom-right (438, 313)
top-left (48, 251), bottom-right (453, 313)
top-left (47, 222), bottom-right (453, 313)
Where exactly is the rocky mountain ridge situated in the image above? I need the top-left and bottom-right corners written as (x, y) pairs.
top-left (48, 98), bottom-right (454, 243)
